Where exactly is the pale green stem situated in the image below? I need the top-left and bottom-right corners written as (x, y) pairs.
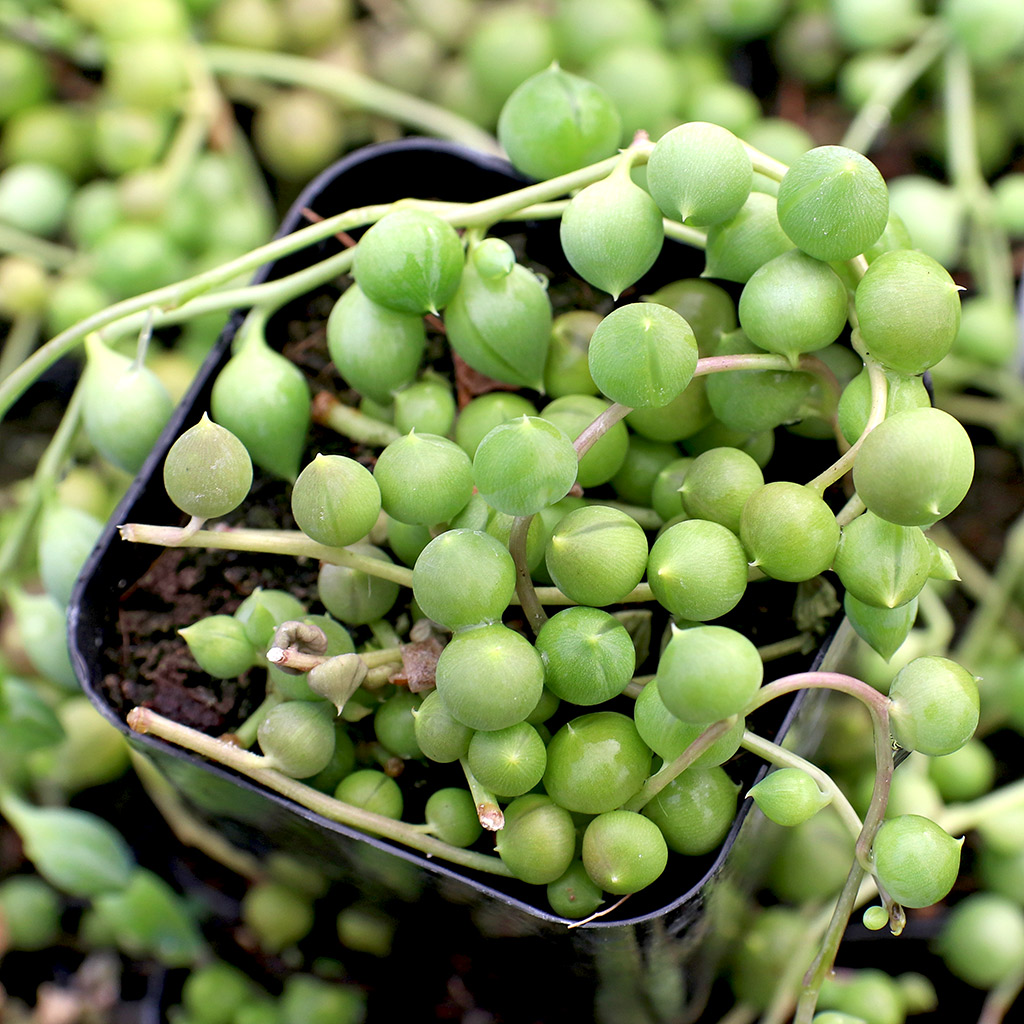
top-left (954, 509), bottom-right (1024, 667)
top-left (202, 44), bottom-right (502, 155)
top-left (794, 860), bottom-right (870, 1024)
top-left (459, 757), bottom-right (504, 831)
top-left (741, 144), bottom-right (789, 182)
top-left (662, 220), bottom-right (708, 249)
top-left (977, 968), bottom-right (1024, 1024)
top-left (940, 775), bottom-right (1024, 836)
top-left (312, 392), bottom-right (402, 446)
top-left (510, 514), bottom-right (547, 635)
top-left (756, 634), bottom-right (814, 662)
top-left (621, 716), bottom-right (737, 811)
top-left (836, 492), bottom-right (867, 528)
top-left (739, 729), bottom-right (863, 842)
top-left (943, 44), bottom-right (1016, 306)
top-left (0, 314), bottom-right (40, 383)
top-left (117, 524), bottom-right (416, 586)
top-left (0, 223), bottom-right (76, 269)
top-left (915, 581), bottom-right (955, 654)
top-left (574, 402), bottom-right (632, 459)
top-left (0, 379), bottom-right (85, 594)
top-left (231, 692), bottom-right (284, 749)
top-left (794, 699), bottom-right (896, 1022)
top-left (128, 707), bottom-right (512, 875)
top-left (841, 19), bottom-right (950, 155)
top-left (807, 351), bottom-right (888, 493)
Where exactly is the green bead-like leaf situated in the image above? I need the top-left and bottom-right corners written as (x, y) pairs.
top-left (497, 65), bottom-right (622, 181)
top-left (495, 794), bottom-right (576, 885)
top-left (373, 432), bottom-right (473, 526)
top-left (704, 330), bottom-right (815, 433)
top-left (872, 814), bottom-right (962, 908)
top-left (179, 614), bottom-right (256, 678)
top-left (163, 413), bottom-right (253, 521)
top-left (776, 145), bottom-right (889, 261)
top-left (843, 593), bottom-right (918, 662)
top-left (647, 518), bottom-right (748, 621)
top-left (738, 249), bottom-right (849, 364)
top-left (656, 624), bottom-right (763, 725)
top-left (444, 248), bottom-right (553, 390)
top-left (833, 512), bottom-right (932, 609)
top-left (412, 529), bottom-right (516, 630)
top-left (326, 283), bottom-right (426, 404)
top-left (473, 415), bottom-right (578, 516)
top-left (854, 249), bottom-right (962, 375)
top-left (257, 700), bottom-right (336, 778)
top-left (703, 190), bottom-right (795, 284)
top-left (582, 810), bottom-right (668, 895)
top-left (82, 333), bottom-right (174, 474)
top-left (435, 623), bottom-right (545, 732)
top-left (588, 302), bottom-right (698, 409)
top-left (739, 481), bottom-right (839, 583)
top-left (36, 501), bottom-right (103, 607)
top-left (748, 768), bottom-right (832, 827)
top-left (888, 656), bottom-right (979, 756)
top-left (852, 408), bottom-right (974, 527)
top-left (211, 339), bottom-right (310, 482)
top-left (646, 121), bottom-right (753, 226)
top-left (91, 867), bottom-right (205, 966)
top-left (291, 453), bottom-right (382, 547)
top-left (353, 208), bottom-right (464, 314)
top-left (559, 168), bottom-right (664, 298)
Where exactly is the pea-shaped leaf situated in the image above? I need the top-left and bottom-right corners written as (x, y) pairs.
top-left (497, 65), bottom-right (621, 181)
top-left (776, 145), bottom-right (889, 262)
top-left (326, 283), bottom-right (426, 404)
top-left (163, 413), bottom-right (253, 521)
top-left (178, 614), bottom-right (256, 678)
top-left (543, 711), bottom-right (651, 814)
top-left (704, 330), bottom-right (815, 433)
top-left (473, 416), bottom-right (578, 516)
top-left (748, 768), bottom-right (832, 827)
top-left (833, 512), bottom-right (932, 609)
top-left (739, 481), bottom-right (840, 583)
top-left (353, 208), bottom-right (464, 315)
top-left (854, 249), bottom-right (962, 375)
top-left (412, 528), bottom-right (516, 631)
top-left (444, 247), bottom-right (553, 390)
top-left (738, 249), bottom-right (849, 364)
top-left (647, 121), bottom-right (753, 226)
top-left (872, 814), bottom-right (962, 908)
top-left (888, 656), bottom-right (979, 756)
top-left (852, 408), bottom-right (974, 527)
top-left (81, 333), bottom-right (174, 474)
top-left (588, 302), bottom-right (697, 409)
top-left (559, 166), bottom-right (664, 298)
top-left (495, 794), bottom-right (576, 885)
top-left (373, 432), bottom-right (473, 526)
top-left (656, 624), bottom-right (763, 725)
top-left (291, 453), bottom-right (382, 547)
top-left (211, 336), bottom-right (310, 482)
top-left (582, 810), bottom-right (668, 895)
top-left (434, 623), bottom-right (545, 732)
top-left (703, 191), bottom-right (795, 284)
top-left (844, 593), bottom-right (918, 662)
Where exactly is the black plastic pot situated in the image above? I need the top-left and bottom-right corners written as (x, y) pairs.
top-left (68, 139), bottom-right (847, 1001)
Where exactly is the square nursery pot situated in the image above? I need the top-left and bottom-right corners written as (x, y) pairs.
top-left (68, 138), bottom-right (850, 998)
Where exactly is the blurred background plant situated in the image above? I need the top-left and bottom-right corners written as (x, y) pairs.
top-left (3, 1), bottom-right (1024, 1021)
